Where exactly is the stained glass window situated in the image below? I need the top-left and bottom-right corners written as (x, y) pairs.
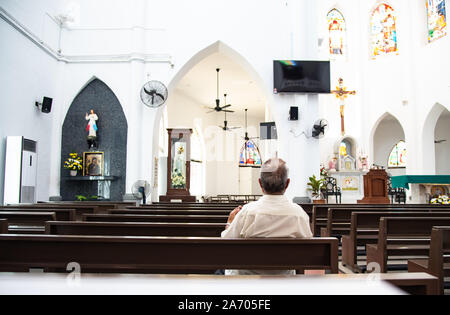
top-left (427, 0), bottom-right (447, 42)
top-left (327, 9), bottom-right (346, 58)
top-left (370, 4), bottom-right (398, 58)
top-left (239, 140), bottom-right (262, 167)
top-left (388, 141), bottom-right (406, 168)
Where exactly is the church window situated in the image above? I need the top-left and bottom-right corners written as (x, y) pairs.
top-left (239, 140), bottom-right (262, 167)
top-left (427, 0), bottom-right (447, 42)
top-left (388, 140), bottom-right (406, 168)
top-left (370, 3), bottom-right (398, 58)
top-left (327, 9), bottom-right (346, 58)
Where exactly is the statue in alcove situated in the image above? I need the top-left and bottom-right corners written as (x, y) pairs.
top-left (86, 109), bottom-right (99, 149)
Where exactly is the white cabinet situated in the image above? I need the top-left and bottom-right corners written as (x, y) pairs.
top-left (3, 137), bottom-right (38, 204)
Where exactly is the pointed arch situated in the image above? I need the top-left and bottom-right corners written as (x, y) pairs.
top-left (370, 2), bottom-right (398, 59)
top-left (369, 112), bottom-right (406, 171)
top-left (421, 102), bottom-right (448, 174)
top-left (61, 78), bottom-right (128, 201)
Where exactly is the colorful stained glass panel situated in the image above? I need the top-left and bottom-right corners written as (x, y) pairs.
top-left (427, 0), bottom-right (447, 42)
top-left (327, 9), bottom-right (346, 57)
top-left (239, 140), bottom-right (262, 166)
top-left (388, 141), bottom-right (406, 168)
top-left (370, 4), bottom-right (398, 58)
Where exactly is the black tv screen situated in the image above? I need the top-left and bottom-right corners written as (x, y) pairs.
top-left (274, 60), bottom-right (330, 94)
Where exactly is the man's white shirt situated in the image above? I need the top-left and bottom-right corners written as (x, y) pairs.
top-left (221, 194), bottom-right (313, 275)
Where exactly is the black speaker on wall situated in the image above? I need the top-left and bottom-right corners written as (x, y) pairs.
top-left (42, 97), bottom-right (53, 113)
top-left (289, 106), bottom-right (298, 121)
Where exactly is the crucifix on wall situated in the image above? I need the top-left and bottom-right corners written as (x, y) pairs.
top-left (331, 78), bottom-right (356, 136)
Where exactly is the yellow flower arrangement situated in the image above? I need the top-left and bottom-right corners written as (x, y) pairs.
top-left (63, 153), bottom-right (83, 171)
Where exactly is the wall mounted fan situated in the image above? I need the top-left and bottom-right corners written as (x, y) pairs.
top-left (140, 81), bottom-right (168, 108)
top-left (311, 119), bottom-right (329, 139)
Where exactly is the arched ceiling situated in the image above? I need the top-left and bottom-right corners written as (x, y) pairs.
top-left (174, 52), bottom-right (267, 119)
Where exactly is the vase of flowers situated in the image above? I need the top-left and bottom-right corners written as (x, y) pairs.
top-left (430, 195), bottom-right (449, 205)
top-left (63, 153), bottom-right (83, 176)
top-left (171, 170), bottom-right (186, 189)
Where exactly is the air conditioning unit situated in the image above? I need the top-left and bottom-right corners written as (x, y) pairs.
top-left (3, 136), bottom-right (38, 204)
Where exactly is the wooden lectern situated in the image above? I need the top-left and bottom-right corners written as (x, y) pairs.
top-left (358, 168), bottom-right (390, 204)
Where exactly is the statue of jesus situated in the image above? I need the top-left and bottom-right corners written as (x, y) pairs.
top-left (86, 109), bottom-right (99, 148)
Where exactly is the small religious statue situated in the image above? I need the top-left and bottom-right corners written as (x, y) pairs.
top-left (331, 78), bottom-right (356, 136)
top-left (86, 109), bottom-right (99, 149)
top-left (328, 155), bottom-right (337, 172)
top-left (358, 154), bottom-right (369, 172)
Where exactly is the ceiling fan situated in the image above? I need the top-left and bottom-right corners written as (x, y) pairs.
top-left (219, 97), bottom-right (241, 131)
top-left (242, 109), bottom-right (259, 141)
top-left (205, 69), bottom-right (234, 113)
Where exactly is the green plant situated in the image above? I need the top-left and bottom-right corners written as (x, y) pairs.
top-left (64, 153), bottom-right (83, 171)
top-left (307, 175), bottom-right (325, 199)
top-left (75, 195), bottom-right (87, 201)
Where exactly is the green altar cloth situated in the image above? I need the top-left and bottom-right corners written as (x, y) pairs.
top-left (391, 175), bottom-right (450, 189)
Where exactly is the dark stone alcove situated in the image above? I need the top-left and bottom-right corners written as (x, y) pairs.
top-left (61, 79), bottom-right (127, 201)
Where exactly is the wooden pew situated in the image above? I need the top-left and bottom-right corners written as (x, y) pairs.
top-left (109, 209), bottom-right (232, 216)
top-left (367, 217), bottom-right (450, 273)
top-left (46, 221), bottom-right (225, 237)
top-left (0, 220), bottom-right (7, 234)
top-left (82, 214), bottom-right (229, 223)
top-left (0, 212), bottom-right (56, 234)
top-left (2, 204), bottom-right (98, 220)
top-left (408, 226), bottom-right (450, 295)
top-left (0, 235), bottom-right (339, 274)
top-left (312, 204), bottom-right (450, 237)
top-left (341, 211), bottom-right (450, 272)
top-left (0, 208), bottom-right (76, 221)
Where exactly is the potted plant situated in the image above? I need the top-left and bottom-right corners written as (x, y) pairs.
top-left (307, 175), bottom-right (326, 204)
top-left (63, 153), bottom-right (83, 176)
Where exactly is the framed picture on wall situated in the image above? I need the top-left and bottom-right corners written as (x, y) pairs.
top-left (83, 152), bottom-right (104, 176)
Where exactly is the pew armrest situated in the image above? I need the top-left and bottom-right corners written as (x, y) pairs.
top-left (341, 235), bottom-right (354, 270)
top-left (408, 259), bottom-right (429, 274)
top-left (320, 227), bottom-right (329, 237)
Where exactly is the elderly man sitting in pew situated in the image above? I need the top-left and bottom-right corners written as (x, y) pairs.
top-left (221, 158), bottom-right (313, 275)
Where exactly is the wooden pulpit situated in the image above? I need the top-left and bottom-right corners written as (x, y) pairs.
top-left (358, 168), bottom-right (390, 204)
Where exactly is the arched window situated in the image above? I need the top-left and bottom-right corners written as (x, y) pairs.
top-left (370, 3), bottom-right (398, 58)
top-left (239, 140), bottom-right (262, 167)
top-left (427, 0), bottom-right (447, 42)
top-left (327, 9), bottom-right (346, 58)
top-left (388, 140), bottom-right (406, 168)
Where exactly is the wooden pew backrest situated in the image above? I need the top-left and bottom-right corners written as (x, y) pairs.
top-left (46, 221), bottom-right (225, 237)
top-left (0, 235), bottom-right (339, 274)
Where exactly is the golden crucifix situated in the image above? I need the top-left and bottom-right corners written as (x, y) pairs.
top-left (331, 78), bottom-right (356, 136)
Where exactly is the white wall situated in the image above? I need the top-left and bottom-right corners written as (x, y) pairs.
top-left (318, 0), bottom-right (450, 179)
top-left (435, 114), bottom-right (450, 175)
top-left (0, 9), bottom-right (62, 204)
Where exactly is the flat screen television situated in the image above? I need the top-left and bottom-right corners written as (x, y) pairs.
top-left (273, 60), bottom-right (330, 94)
